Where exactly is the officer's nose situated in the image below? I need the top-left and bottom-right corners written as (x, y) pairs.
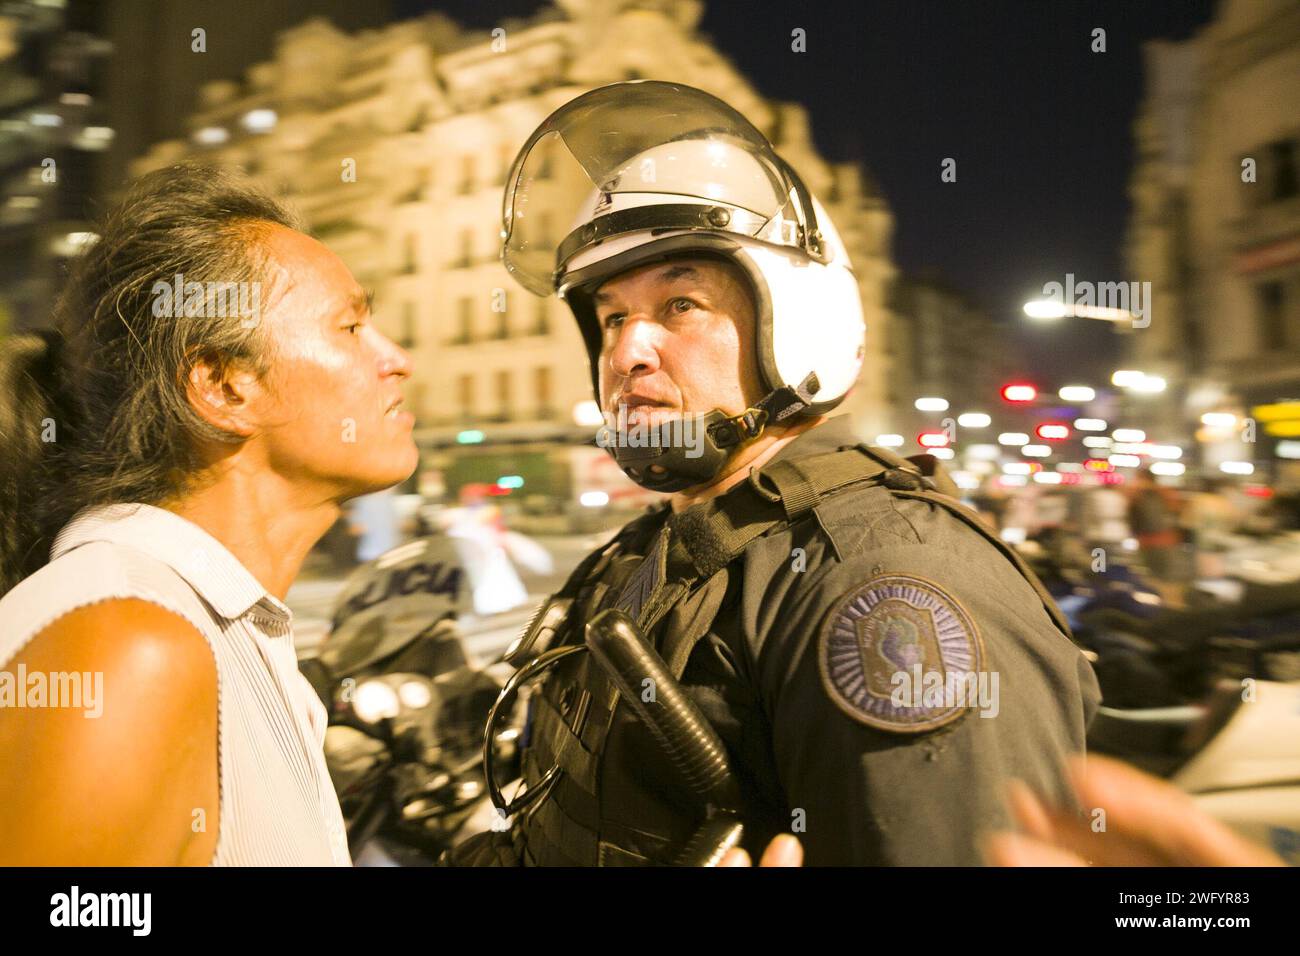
top-left (607, 314), bottom-right (662, 383)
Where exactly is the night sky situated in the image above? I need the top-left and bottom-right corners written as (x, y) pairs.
top-left (398, 0), bottom-right (1218, 389)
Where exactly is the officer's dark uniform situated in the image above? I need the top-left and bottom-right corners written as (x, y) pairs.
top-left (476, 415), bottom-right (1101, 866)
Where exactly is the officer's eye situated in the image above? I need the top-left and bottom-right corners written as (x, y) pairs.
top-left (601, 312), bottom-right (625, 330)
top-left (344, 322), bottom-right (363, 336)
top-left (668, 297), bottom-right (696, 315)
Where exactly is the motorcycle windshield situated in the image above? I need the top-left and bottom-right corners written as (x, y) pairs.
top-left (501, 80), bottom-right (800, 296)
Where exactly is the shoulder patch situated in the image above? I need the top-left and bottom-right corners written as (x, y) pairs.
top-left (817, 573), bottom-right (985, 733)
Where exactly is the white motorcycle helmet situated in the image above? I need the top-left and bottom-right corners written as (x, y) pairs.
top-left (501, 80), bottom-right (865, 491)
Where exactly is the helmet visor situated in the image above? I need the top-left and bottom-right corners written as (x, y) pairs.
top-left (502, 81), bottom-right (802, 296)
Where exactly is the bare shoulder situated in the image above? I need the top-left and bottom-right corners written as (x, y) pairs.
top-left (30, 597), bottom-right (215, 674)
top-left (0, 599), bottom-right (219, 865)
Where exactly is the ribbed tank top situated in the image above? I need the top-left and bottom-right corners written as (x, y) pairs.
top-left (0, 502), bottom-right (352, 866)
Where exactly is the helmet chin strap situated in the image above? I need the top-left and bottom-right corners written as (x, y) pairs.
top-left (597, 373), bottom-right (821, 494)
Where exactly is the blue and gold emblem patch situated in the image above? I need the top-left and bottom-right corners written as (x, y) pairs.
top-left (818, 574), bottom-right (984, 733)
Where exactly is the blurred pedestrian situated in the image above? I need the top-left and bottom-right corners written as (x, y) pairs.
top-left (350, 486), bottom-right (401, 563)
top-left (1181, 477), bottom-right (1241, 579)
top-left (1128, 467), bottom-right (1184, 602)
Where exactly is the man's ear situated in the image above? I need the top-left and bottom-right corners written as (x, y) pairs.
top-left (184, 351), bottom-right (259, 438)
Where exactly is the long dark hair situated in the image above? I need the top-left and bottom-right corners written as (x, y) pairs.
top-left (0, 164), bottom-right (304, 596)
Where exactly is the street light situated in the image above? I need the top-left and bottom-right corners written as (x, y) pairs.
top-left (1025, 300), bottom-right (1134, 323)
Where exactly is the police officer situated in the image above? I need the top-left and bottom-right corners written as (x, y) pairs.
top-left (457, 80), bottom-right (1100, 866)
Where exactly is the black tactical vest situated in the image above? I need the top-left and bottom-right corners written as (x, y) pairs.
top-left (504, 444), bottom-right (1073, 866)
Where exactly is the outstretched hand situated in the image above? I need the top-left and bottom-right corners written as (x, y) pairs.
top-left (985, 754), bottom-right (1285, 867)
top-left (719, 834), bottom-right (804, 867)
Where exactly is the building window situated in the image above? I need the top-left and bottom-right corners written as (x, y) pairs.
top-left (493, 308), bottom-right (508, 340)
top-left (498, 142), bottom-right (514, 185)
top-left (458, 155), bottom-right (475, 195)
top-left (1256, 280), bottom-right (1290, 351)
top-left (399, 301), bottom-right (416, 348)
top-left (495, 370), bottom-right (512, 420)
top-left (401, 234), bottom-right (418, 274)
top-left (409, 383), bottom-right (425, 424)
top-left (454, 297), bottom-right (473, 344)
top-left (457, 374), bottom-right (474, 420)
top-left (1266, 138), bottom-right (1298, 203)
top-left (535, 366), bottom-right (553, 419)
top-left (455, 228), bottom-right (474, 268)
top-left (534, 298), bottom-right (549, 336)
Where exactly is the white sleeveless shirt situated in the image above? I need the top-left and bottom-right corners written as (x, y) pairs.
top-left (0, 502), bottom-right (353, 866)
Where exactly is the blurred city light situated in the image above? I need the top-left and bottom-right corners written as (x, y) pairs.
top-left (1111, 370), bottom-right (1145, 387)
top-left (1035, 423), bottom-right (1070, 440)
top-left (957, 412), bottom-right (991, 428)
top-left (1082, 436), bottom-right (1113, 448)
top-left (1200, 412), bottom-right (1238, 429)
top-left (1150, 462), bottom-right (1186, 477)
top-left (1024, 300), bottom-right (1135, 323)
top-left (1074, 418), bottom-right (1108, 431)
top-left (242, 108), bottom-right (278, 133)
top-left (1130, 374), bottom-right (1167, 394)
top-left (1109, 454), bottom-right (1141, 467)
top-left (579, 491), bottom-right (609, 507)
top-left (573, 400), bottom-right (604, 427)
top-left (875, 434), bottom-right (905, 448)
top-left (1023, 445), bottom-right (1050, 457)
top-left (1112, 428), bottom-right (1146, 443)
top-left (1220, 461), bottom-right (1255, 475)
top-left (193, 125), bottom-right (229, 146)
top-left (1000, 383), bottom-right (1037, 403)
top-left (998, 432), bottom-right (1030, 446)
top-left (917, 430), bottom-right (950, 448)
top-left (1023, 299), bottom-right (1068, 320)
top-left (1058, 386), bottom-right (1096, 402)
top-left (930, 447), bottom-right (955, 460)
top-left (456, 430), bottom-right (485, 444)
top-left (915, 397), bottom-right (949, 411)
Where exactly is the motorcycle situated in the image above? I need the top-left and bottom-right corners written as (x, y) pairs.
top-left (1023, 533), bottom-right (1300, 864)
top-left (297, 535), bottom-right (523, 865)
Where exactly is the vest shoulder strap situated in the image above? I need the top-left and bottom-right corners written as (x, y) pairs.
top-left (885, 487), bottom-right (1076, 642)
